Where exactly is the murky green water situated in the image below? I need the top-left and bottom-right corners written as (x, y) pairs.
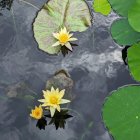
top-left (0, 0), bottom-right (137, 140)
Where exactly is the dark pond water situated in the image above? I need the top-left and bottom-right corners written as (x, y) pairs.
top-left (0, 0), bottom-right (137, 140)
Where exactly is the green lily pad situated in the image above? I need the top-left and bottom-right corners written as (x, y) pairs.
top-left (128, 42), bottom-right (140, 82)
top-left (33, 0), bottom-right (92, 54)
top-left (103, 85), bottom-right (140, 140)
top-left (111, 19), bottom-right (140, 46)
top-left (128, 0), bottom-right (140, 32)
top-left (93, 0), bottom-right (111, 16)
top-left (108, 0), bottom-right (136, 17)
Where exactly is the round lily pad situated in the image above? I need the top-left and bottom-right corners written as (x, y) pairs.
top-left (128, 42), bottom-right (140, 82)
top-left (111, 19), bottom-right (140, 46)
top-left (93, 0), bottom-right (111, 16)
top-left (103, 85), bottom-right (140, 140)
top-left (108, 0), bottom-right (136, 17)
top-left (33, 0), bottom-right (92, 54)
top-left (128, 0), bottom-right (140, 32)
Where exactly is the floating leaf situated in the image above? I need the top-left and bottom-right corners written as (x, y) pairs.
top-left (108, 0), bottom-right (135, 17)
top-left (93, 0), bottom-right (111, 16)
top-left (33, 0), bottom-right (92, 54)
top-left (128, 0), bottom-right (140, 32)
top-left (128, 42), bottom-right (140, 82)
top-left (103, 85), bottom-right (140, 140)
top-left (111, 19), bottom-right (140, 46)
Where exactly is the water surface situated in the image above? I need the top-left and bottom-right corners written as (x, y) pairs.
top-left (0, 0), bottom-right (137, 140)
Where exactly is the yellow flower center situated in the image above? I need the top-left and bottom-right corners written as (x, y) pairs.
top-left (50, 96), bottom-right (58, 104)
top-left (35, 111), bottom-right (40, 117)
top-left (59, 33), bottom-right (69, 44)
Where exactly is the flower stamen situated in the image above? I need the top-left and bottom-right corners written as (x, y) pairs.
top-left (52, 27), bottom-right (77, 51)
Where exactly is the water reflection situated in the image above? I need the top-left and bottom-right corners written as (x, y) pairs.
top-left (44, 110), bottom-right (73, 130)
top-left (0, 0), bottom-right (138, 140)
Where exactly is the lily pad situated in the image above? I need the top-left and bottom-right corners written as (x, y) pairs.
top-left (128, 42), bottom-right (140, 82)
top-left (103, 85), bottom-right (140, 140)
top-left (93, 0), bottom-right (111, 16)
top-left (33, 0), bottom-right (92, 54)
top-left (111, 19), bottom-right (140, 46)
top-left (128, 0), bottom-right (140, 32)
top-left (108, 0), bottom-right (136, 17)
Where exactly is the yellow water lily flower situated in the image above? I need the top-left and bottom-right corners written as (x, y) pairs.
top-left (38, 87), bottom-right (70, 117)
top-left (30, 105), bottom-right (43, 120)
top-left (52, 27), bottom-right (77, 51)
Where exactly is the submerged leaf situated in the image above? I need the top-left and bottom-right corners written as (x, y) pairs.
top-left (103, 85), bottom-right (140, 140)
top-left (33, 0), bottom-right (92, 54)
top-left (93, 0), bottom-right (111, 16)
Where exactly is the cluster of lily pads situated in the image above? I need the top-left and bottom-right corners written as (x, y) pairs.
top-left (93, 0), bottom-right (140, 140)
top-left (93, 0), bottom-right (140, 82)
top-left (30, 86), bottom-right (72, 130)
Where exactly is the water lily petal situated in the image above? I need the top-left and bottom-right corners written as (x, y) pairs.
top-left (60, 99), bottom-right (71, 104)
top-left (56, 88), bottom-right (59, 93)
top-left (41, 103), bottom-right (48, 107)
top-left (63, 27), bottom-right (67, 33)
top-left (65, 42), bottom-right (72, 51)
top-left (69, 38), bottom-right (78, 41)
top-left (60, 43), bottom-right (65, 46)
top-left (59, 89), bottom-right (65, 99)
top-left (51, 86), bottom-right (55, 92)
top-left (30, 113), bottom-right (33, 117)
top-left (44, 90), bottom-right (52, 98)
top-left (52, 41), bottom-right (60, 47)
top-left (38, 99), bottom-right (46, 103)
top-left (42, 90), bottom-right (47, 98)
top-left (53, 33), bottom-right (59, 39)
top-left (69, 33), bottom-right (73, 38)
top-left (45, 107), bottom-right (49, 110)
top-left (50, 106), bottom-right (56, 117)
top-left (56, 105), bottom-right (61, 112)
